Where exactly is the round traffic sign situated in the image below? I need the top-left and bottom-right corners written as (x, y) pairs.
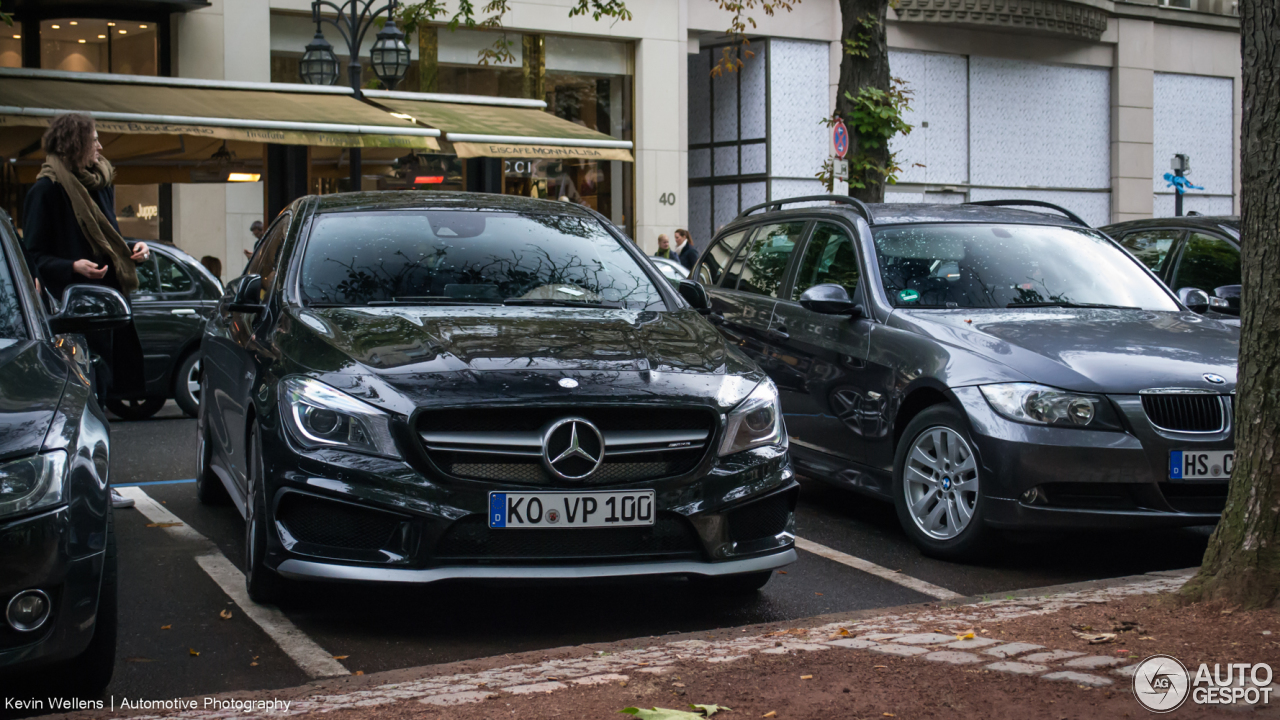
top-left (832, 118), bottom-right (850, 159)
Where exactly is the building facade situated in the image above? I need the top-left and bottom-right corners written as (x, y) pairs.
top-left (0, 0), bottom-right (1240, 272)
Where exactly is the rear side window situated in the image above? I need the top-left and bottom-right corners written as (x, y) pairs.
top-left (697, 230), bottom-right (748, 286)
top-left (1118, 229), bottom-right (1180, 273)
top-left (793, 222), bottom-right (860, 300)
top-left (1171, 232), bottom-right (1240, 292)
top-left (730, 222), bottom-right (804, 298)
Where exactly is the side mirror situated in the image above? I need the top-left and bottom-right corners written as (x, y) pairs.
top-left (1212, 284), bottom-right (1241, 316)
top-left (799, 283), bottom-right (861, 317)
top-left (1177, 287), bottom-right (1210, 314)
top-left (228, 274), bottom-right (266, 314)
top-left (677, 279), bottom-right (712, 312)
top-left (48, 284), bottom-right (131, 335)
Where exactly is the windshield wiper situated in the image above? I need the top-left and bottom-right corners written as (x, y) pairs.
top-left (502, 298), bottom-right (621, 309)
top-left (367, 297), bottom-right (501, 306)
top-left (1007, 301), bottom-right (1139, 310)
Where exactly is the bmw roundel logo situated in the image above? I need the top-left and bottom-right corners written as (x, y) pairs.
top-left (1203, 373), bottom-right (1226, 385)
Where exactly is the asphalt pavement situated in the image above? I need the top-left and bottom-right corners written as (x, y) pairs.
top-left (93, 404), bottom-right (1213, 705)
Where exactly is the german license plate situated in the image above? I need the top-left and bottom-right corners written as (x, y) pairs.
top-left (488, 490), bottom-right (655, 529)
top-left (1170, 450), bottom-right (1234, 480)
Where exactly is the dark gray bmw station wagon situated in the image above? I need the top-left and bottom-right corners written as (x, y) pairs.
top-left (695, 197), bottom-right (1238, 559)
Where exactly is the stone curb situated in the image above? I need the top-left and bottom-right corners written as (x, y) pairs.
top-left (44, 568), bottom-right (1196, 720)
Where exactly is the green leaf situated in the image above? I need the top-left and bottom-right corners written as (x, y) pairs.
top-left (691, 704), bottom-right (733, 716)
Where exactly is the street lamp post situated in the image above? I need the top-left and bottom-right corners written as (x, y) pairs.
top-left (300, 0), bottom-right (411, 190)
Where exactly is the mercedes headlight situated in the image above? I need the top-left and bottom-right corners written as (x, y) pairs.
top-left (980, 383), bottom-right (1117, 428)
top-left (281, 377), bottom-right (400, 458)
top-left (719, 379), bottom-right (785, 456)
top-left (0, 451), bottom-right (68, 518)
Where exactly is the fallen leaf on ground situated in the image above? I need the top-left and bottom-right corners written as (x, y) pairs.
top-left (1140, 636), bottom-right (1155, 641)
top-left (619, 705), bottom-right (728, 719)
top-left (884, 714), bottom-right (897, 718)
top-left (776, 570), bottom-right (786, 574)
top-left (673, 682), bottom-right (686, 688)
top-left (146, 522), bottom-right (183, 528)
top-left (690, 706), bottom-right (731, 717)
top-left (355, 671), bottom-right (363, 676)
top-left (219, 609), bottom-right (232, 619)
top-left (333, 655), bottom-right (349, 660)
top-left (801, 675), bottom-right (813, 680)
top-left (763, 713), bottom-right (777, 719)
top-left (815, 592), bottom-right (823, 596)
top-left (188, 649), bottom-right (199, 656)
top-left (1072, 630), bottom-right (1117, 644)
top-left (956, 632), bottom-right (975, 640)
top-left (874, 665), bottom-right (888, 669)
top-left (160, 625), bottom-right (172, 630)
top-left (250, 662), bottom-right (259, 667)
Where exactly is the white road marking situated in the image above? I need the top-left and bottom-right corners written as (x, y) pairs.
top-left (115, 486), bottom-right (350, 678)
top-left (794, 536), bottom-right (963, 600)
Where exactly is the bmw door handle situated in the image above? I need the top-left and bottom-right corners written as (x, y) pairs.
top-left (170, 309), bottom-right (197, 315)
top-left (765, 327), bottom-right (790, 343)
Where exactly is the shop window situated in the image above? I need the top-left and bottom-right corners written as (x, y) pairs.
top-left (40, 19), bottom-right (157, 75)
top-left (0, 33), bottom-right (20, 69)
top-left (116, 185), bottom-right (161, 241)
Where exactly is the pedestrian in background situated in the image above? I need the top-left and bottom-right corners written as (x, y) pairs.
top-left (654, 234), bottom-right (673, 259)
top-left (23, 112), bottom-right (148, 510)
top-left (674, 228), bottom-right (698, 270)
top-left (243, 220), bottom-right (264, 259)
top-left (200, 255), bottom-right (223, 280)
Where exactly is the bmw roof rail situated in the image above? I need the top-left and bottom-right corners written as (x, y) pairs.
top-left (963, 199), bottom-right (1089, 228)
top-left (736, 195), bottom-right (874, 226)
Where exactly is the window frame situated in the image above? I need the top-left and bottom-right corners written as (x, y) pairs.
top-left (1115, 227), bottom-right (1186, 280)
top-left (721, 220), bottom-right (810, 298)
top-left (788, 220), bottom-right (864, 302)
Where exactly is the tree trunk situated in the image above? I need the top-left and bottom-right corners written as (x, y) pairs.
top-left (836, 0), bottom-right (891, 203)
top-left (1181, 0), bottom-right (1280, 609)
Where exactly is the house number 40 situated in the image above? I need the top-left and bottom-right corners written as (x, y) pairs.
top-left (659, 192), bottom-right (677, 205)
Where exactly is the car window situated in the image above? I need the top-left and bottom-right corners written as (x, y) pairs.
top-left (156, 253), bottom-right (194, 294)
top-left (730, 222), bottom-right (804, 298)
top-left (1171, 232), bottom-right (1241, 293)
top-left (248, 214), bottom-right (290, 297)
top-left (793, 222), bottom-right (860, 300)
top-left (133, 255), bottom-right (161, 294)
top-left (0, 247), bottom-right (27, 340)
top-left (872, 224), bottom-right (1180, 311)
top-left (300, 210), bottom-right (665, 310)
top-left (1118, 229), bottom-right (1179, 273)
top-left (697, 230), bottom-right (749, 286)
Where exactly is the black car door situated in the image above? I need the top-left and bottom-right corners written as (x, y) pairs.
top-left (129, 248), bottom-right (209, 397)
top-left (712, 221), bottom-right (807, 380)
top-left (206, 213), bottom-right (290, 494)
top-left (766, 221), bottom-right (885, 472)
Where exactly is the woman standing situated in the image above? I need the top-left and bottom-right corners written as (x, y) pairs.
top-left (23, 113), bottom-right (150, 508)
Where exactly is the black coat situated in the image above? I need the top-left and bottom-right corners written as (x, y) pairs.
top-left (22, 177), bottom-right (145, 398)
top-left (677, 241), bottom-right (699, 271)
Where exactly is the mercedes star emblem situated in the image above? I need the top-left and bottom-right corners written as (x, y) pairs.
top-left (542, 417), bottom-right (605, 481)
top-left (1203, 373), bottom-right (1226, 385)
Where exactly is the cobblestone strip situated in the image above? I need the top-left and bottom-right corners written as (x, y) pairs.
top-left (122, 574), bottom-right (1185, 720)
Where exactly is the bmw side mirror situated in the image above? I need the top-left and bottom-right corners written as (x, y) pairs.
top-left (799, 283), bottom-right (861, 317)
top-left (48, 284), bottom-right (131, 335)
top-left (1213, 284), bottom-right (1241, 316)
top-left (678, 279), bottom-right (712, 313)
top-left (1177, 287), bottom-right (1211, 314)
top-left (228, 274), bottom-right (266, 314)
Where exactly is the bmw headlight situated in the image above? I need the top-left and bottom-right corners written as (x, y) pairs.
top-left (980, 383), bottom-right (1117, 429)
top-left (0, 451), bottom-right (68, 518)
top-left (719, 379), bottom-right (785, 456)
top-left (281, 377), bottom-right (401, 458)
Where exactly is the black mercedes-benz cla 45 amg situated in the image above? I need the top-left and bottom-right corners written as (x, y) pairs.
top-left (197, 192), bottom-right (797, 603)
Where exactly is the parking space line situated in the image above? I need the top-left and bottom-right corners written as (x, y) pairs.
top-left (115, 486), bottom-right (350, 679)
top-left (794, 536), bottom-right (962, 600)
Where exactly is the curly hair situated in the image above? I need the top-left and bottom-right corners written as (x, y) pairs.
top-left (42, 113), bottom-right (97, 168)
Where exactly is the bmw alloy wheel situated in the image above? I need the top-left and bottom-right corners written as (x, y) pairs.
top-left (903, 426), bottom-right (979, 540)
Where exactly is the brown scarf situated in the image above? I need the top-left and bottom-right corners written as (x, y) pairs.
top-left (36, 155), bottom-right (138, 293)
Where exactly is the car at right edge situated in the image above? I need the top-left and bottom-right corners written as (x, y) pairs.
top-left (694, 197), bottom-right (1239, 560)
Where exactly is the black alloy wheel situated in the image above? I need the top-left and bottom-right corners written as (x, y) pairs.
top-left (174, 352), bottom-right (202, 418)
top-left (195, 403), bottom-right (229, 505)
top-left (106, 396), bottom-right (166, 421)
top-left (245, 425), bottom-right (286, 604)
